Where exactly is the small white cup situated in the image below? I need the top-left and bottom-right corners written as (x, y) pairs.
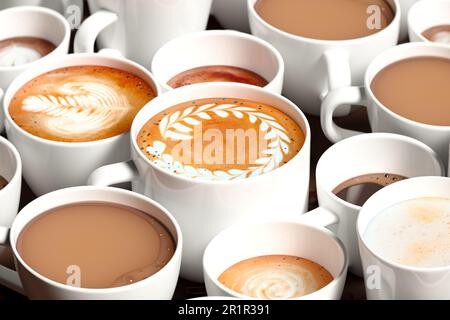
top-left (2, 53), bottom-right (161, 196)
top-left (0, 6), bottom-right (71, 132)
top-left (358, 176), bottom-right (450, 300)
top-left (151, 30), bottom-right (284, 94)
top-left (88, 82), bottom-right (312, 283)
top-left (75, 0), bottom-right (213, 68)
top-left (408, 0), bottom-right (450, 44)
top-left (248, 0), bottom-right (401, 116)
top-left (321, 42), bottom-right (450, 169)
top-left (212, 0), bottom-right (250, 32)
top-left (0, 186), bottom-right (182, 300)
top-left (203, 221), bottom-right (348, 300)
top-left (308, 133), bottom-right (444, 277)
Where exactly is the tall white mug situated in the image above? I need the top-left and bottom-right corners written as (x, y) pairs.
top-left (248, 0), bottom-right (400, 115)
top-left (0, 6), bottom-right (71, 132)
top-left (88, 82), bottom-right (312, 283)
top-left (75, 0), bottom-right (213, 68)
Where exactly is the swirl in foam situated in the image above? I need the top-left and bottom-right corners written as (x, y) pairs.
top-left (9, 65), bottom-right (156, 142)
top-left (0, 37), bottom-right (56, 67)
top-left (218, 255), bottom-right (334, 300)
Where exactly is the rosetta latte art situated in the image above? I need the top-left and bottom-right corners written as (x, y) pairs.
top-left (21, 80), bottom-right (130, 138)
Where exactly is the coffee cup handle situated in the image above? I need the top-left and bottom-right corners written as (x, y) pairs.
top-left (297, 207), bottom-right (339, 228)
top-left (321, 86), bottom-right (368, 143)
top-left (322, 49), bottom-right (352, 117)
top-left (74, 10), bottom-right (118, 54)
top-left (88, 160), bottom-right (139, 187)
top-left (0, 226), bottom-right (25, 295)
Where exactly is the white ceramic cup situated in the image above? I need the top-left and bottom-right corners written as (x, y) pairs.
top-left (2, 53), bottom-right (161, 196)
top-left (408, 0), bottom-right (450, 44)
top-left (212, 0), bottom-right (250, 32)
top-left (398, 0), bottom-right (422, 41)
top-left (151, 30), bottom-right (284, 94)
top-left (247, 0), bottom-right (400, 116)
top-left (203, 220), bottom-right (348, 300)
top-left (0, 186), bottom-right (182, 300)
top-left (88, 82), bottom-right (312, 283)
top-left (307, 133), bottom-right (444, 277)
top-left (358, 176), bottom-right (450, 300)
top-left (0, 6), bottom-right (71, 132)
top-left (321, 42), bottom-right (450, 169)
top-left (0, 0), bottom-right (83, 16)
top-left (74, 0), bottom-right (213, 69)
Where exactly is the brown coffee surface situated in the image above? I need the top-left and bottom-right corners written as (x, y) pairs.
top-left (333, 173), bottom-right (407, 206)
top-left (137, 98), bottom-right (305, 180)
top-left (219, 255), bottom-right (333, 299)
top-left (168, 65), bottom-right (268, 89)
top-left (0, 176), bottom-right (8, 191)
top-left (0, 37), bottom-right (56, 67)
top-left (422, 25), bottom-right (450, 44)
top-left (9, 65), bottom-right (156, 142)
top-left (16, 202), bottom-right (175, 289)
top-left (371, 56), bottom-right (450, 126)
top-left (254, 0), bottom-right (394, 40)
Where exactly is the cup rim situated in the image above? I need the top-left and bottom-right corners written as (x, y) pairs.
top-left (247, 0), bottom-right (401, 45)
top-left (408, 0), bottom-right (450, 44)
top-left (357, 176), bottom-right (450, 273)
top-left (203, 220), bottom-right (348, 300)
top-left (316, 132), bottom-right (445, 212)
top-left (151, 29), bottom-right (285, 92)
top-left (0, 136), bottom-right (22, 195)
top-left (0, 6), bottom-right (71, 72)
top-left (130, 82), bottom-right (311, 186)
top-left (9, 186), bottom-right (183, 294)
top-left (364, 42), bottom-right (450, 131)
top-left (3, 52), bottom-right (162, 148)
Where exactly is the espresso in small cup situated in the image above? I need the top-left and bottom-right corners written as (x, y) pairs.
top-left (254, 0), bottom-right (394, 40)
top-left (422, 25), bottom-right (450, 45)
top-left (333, 173), bottom-right (407, 206)
top-left (137, 97), bottom-right (305, 180)
top-left (16, 201), bottom-right (175, 289)
top-left (0, 37), bottom-right (56, 67)
top-left (365, 197), bottom-right (450, 268)
top-left (218, 255), bottom-right (333, 300)
top-left (167, 65), bottom-right (269, 89)
top-left (371, 56), bottom-right (450, 126)
top-left (9, 65), bottom-right (157, 142)
top-left (0, 175), bottom-right (8, 190)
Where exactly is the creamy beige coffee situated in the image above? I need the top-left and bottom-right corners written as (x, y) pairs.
top-left (371, 56), bottom-right (450, 126)
top-left (254, 0), bottom-right (395, 40)
top-left (168, 65), bottom-right (268, 89)
top-left (9, 65), bottom-right (156, 142)
top-left (365, 197), bottom-right (450, 268)
top-left (0, 176), bottom-right (8, 191)
top-left (422, 25), bottom-right (450, 45)
top-left (16, 202), bottom-right (175, 289)
top-left (333, 173), bottom-right (407, 206)
top-left (137, 98), bottom-right (305, 180)
top-left (0, 37), bottom-right (56, 67)
top-left (218, 255), bottom-right (334, 299)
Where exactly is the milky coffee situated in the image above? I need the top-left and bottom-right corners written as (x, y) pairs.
top-left (0, 37), bottom-right (56, 67)
top-left (422, 25), bottom-right (450, 45)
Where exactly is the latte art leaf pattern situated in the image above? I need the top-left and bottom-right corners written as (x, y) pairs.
top-left (147, 103), bottom-right (292, 180)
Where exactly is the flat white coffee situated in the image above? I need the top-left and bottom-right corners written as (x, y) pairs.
top-left (365, 197), bottom-right (450, 268)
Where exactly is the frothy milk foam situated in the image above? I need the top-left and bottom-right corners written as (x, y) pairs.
top-left (365, 197), bottom-right (450, 268)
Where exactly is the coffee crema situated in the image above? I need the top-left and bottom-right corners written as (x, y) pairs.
top-left (0, 176), bottom-right (8, 191)
top-left (16, 202), bottom-right (175, 289)
top-left (422, 25), bottom-right (450, 45)
top-left (218, 255), bottom-right (334, 299)
top-left (0, 37), bottom-right (56, 67)
top-left (365, 197), bottom-right (450, 268)
top-left (254, 0), bottom-right (394, 40)
top-left (333, 173), bottom-right (407, 206)
top-left (168, 65), bottom-right (268, 89)
top-left (137, 98), bottom-right (304, 180)
top-left (9, 65), bottom-right (156, 142)
top-left (371, 56), bottom-right (450, 126)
